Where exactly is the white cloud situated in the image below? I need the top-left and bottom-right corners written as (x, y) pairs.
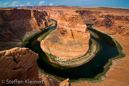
top-left (39, 1), bottom-right (45, 6)
top-left (0, 1), bottom-right (24, 7)
top-left (50, 3), bottom-right (53, 6)
top-left (20, 4), bottom-right (25, 6)
top-left (27, 2), bottom-right (31, 6)
top-left (12, 1), bottom-right (20, 7)
top-left (3, 2), bottom-right (10, 7)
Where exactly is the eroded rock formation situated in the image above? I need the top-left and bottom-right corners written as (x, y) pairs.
top-left (45, 10), bottom-right (63, 21)
top-left (94, 14), bottom-right (129, 36)
top-left (76, 10), bottom-right (102, 24)
top-left (0, 8), bottom-right (53, 51)
top-left (39, 73), bottom-right (59, 86)
top-left (0, 47), bottom-right (39, 86)
top-left (59, 78), bottom-right (69, 86)
top-left (41, 11), bottom-right (90, 59)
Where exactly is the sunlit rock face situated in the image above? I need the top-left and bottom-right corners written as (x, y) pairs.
top-left (94, 14), bottom-right (129, 36)
top-left (76, 10), bottom-right (102, 24)
top-left (45, 10), bottom-right (63, 21)
top-left (56, 11), bottom-right (89, 42)
top-left (41, 11), bottom-right (90, 60)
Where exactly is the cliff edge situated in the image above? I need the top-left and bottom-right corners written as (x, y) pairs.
top-left (0, 47), bottom-right (39, 86)
top-left (0, 8), bottom-right (53, 51)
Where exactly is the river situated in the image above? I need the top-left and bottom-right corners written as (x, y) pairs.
top-left (24, 24), bottom-right (123, 82)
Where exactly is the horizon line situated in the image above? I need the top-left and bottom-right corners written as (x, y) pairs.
top-left (0, 5), bottom-right (129, 9)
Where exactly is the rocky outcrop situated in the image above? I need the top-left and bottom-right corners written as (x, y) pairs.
top-left (0, 8), bottom-right (53, 51)
top-left (0, 47), bottom-right (69, 86)
top-left (94, 14), bottom-right (129, 36)
top-left (0, 47), bottom-right (39, 86)
top-left (39, 73), bottom-right (59, 86)
top-left (59, 78), bottom-right (69, 86)
top-left (76, 10), bottom-right (102, 24)
top-left (41, 11), bottom-right (90, 60)
top-left (76, 7), bottom-right (129, 24)
top-left (45, 10), bottom-right (63, 21)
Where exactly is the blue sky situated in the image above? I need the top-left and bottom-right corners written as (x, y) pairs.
top-left (0, 0), bottom-right (129, 8)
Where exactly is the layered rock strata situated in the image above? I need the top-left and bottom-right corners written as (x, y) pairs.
top-left (70, 12), bottom-right (129, 86)
top-left (94, 14), bottom-right (129, 36)
top-left (41, 11), bottom-right (90, 60)
top-left (39, 73), bottom-right (59, 86)
top-left (17, 6), bottom-right (129, 25)
top-left (44, 10), bottom-right (63, 21)
top-left (0, 47), bottom-right (39, 86)
top-left (0, 47), bottom-right (65, 86)
top-left (76, 10), bottom-right (102, 24)
top-left (71, 24), bottom-right (129, 86)
top-left (0, 8), bottom-right (53, 51)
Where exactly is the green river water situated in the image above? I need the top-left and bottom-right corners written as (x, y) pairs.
top-left (24, 24), bottom-right (124, 82)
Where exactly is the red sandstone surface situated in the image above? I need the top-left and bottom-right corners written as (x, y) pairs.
top-left (0, 47), bottom-right (39, 86)
top-left (94, 14), bottom-right (129, 36)
top-left (41, 11), bottom-right (90, 59)
top-left (0, 8), bottom-right (53, 51)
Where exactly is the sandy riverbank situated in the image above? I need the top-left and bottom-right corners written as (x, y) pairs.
top-left (46, 38), bottom-right (100, 67)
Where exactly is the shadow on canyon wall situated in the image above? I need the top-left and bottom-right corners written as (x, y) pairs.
top-left (0, 9), bottom-right (52, 50)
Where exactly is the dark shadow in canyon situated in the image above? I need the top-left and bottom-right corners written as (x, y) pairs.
top-left (0, 9), bottom-right (50, 50)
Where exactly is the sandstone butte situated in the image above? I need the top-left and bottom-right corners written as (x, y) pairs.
top-left (41, 11), bottom-right (90, 60)
top-left (0, 6), bottom-right (129, 86)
